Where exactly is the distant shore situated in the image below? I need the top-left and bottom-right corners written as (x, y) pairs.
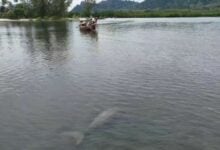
top-left (1, 8), bottom-right (220, 21)
top-left (89, 9), bottom-right (220, 18)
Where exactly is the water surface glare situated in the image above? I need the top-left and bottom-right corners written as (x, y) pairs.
top-left (0, 18), bottom-right (220, 150)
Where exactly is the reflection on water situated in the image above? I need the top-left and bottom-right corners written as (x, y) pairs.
top-left (26, 22), bottom-right (69, 61)
top-left (0, 18), bottom-right (220, 150)
top-left (80, 30), bottom-right (98, 41)
top-left (0, 21), bottom-right (72, 64)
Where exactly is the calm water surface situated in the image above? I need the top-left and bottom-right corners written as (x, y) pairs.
top-left (0, 18), bottom-right (220, 150)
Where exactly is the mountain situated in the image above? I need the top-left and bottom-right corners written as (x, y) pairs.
top-left (138, 0), bottom-right (220, 9)
top-left (95, 0), bottom-right (138, 11)
top-left (73, 0), bottom-right (138, 12)
top-left (72, 0), bottom-right (220, 12)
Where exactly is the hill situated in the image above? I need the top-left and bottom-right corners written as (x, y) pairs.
top-left (138, 0), bottom-right (220, 9)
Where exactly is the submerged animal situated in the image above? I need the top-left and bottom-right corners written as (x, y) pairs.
top-left (62, 108), bottom-right (119, 145)
top-left (89, 108), bottom-right (118, 129)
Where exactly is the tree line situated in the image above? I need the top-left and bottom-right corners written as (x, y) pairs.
top-left (68, 8), bottom-right (220, 18)
top-left (0, 0), bottom-right (72, 19)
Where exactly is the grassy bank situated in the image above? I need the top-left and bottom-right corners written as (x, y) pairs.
top-left (82, 8), bottom-right (220, 18)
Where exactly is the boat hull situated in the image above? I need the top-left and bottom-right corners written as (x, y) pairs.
top-left (79, 24), bottom-right (96, 31)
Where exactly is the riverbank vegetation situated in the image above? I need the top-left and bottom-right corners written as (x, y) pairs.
top-left (1, 0), bottom-right (220, 19)
top-left (76, 8), bottom-right (220, 18)
top-left (0, 0), bottom-right (72, 19)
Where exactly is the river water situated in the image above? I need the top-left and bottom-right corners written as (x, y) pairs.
top-left (0, 18), bottom-right (220, 150)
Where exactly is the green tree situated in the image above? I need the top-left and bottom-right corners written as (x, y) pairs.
top-left (82, 0), bottom-right (96, 17)
top-left (30, 0), bottom-right (72, 17)
top-left (49, 0), bottom-right (72, 17)
top-left (1, 0), bottom-right (73, 18)
top-left (0, 0), bottom-right (13, 13)
top-left (30, 0), bottom-right (48, 17)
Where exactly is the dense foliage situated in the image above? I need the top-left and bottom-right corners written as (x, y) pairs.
top-left (1, 0), bottom-right (220, 19)
top-left (69, 7), bottom-right (220, 18)
top-left (0, 0), bottom-right (72, 18)
top-left (91, 8), bottom-right (220, 18)
top-left (73, 0), bottom-right (220, 12)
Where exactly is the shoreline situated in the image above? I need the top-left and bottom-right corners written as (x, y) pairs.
top-left (0, 18), bottom-right (78, 22)
top-left (0, 16), bottom-right (220, 22)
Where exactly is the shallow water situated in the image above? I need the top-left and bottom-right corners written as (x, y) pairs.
top-left (0, 18), bottom-right (220, 150)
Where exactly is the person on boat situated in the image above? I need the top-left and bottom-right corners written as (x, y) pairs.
top-left (92, 17), bottom-right (98, 23)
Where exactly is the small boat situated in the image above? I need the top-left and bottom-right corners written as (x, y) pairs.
top-left (79, 18), bottom-right (98, 31)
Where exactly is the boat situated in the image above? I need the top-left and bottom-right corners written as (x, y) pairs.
top-left (79, 18), bottom-right (98, 31)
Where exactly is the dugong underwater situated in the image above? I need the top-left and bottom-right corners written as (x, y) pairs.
top-left (62, 107), bottom-right (119, 145)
